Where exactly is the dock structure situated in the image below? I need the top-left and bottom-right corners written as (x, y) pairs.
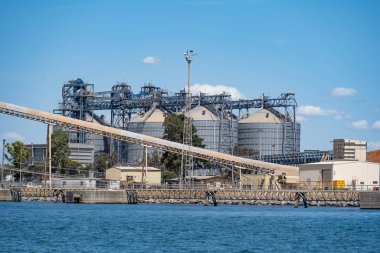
top-left (0, 102), bottom-right (298, 176)
top-left (1, 187), bottom-right (361, 207)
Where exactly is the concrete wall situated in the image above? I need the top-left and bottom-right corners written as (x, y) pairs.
top-left (80, 190), bottom-right (128, 204)
top-left (360, 192), bottom-right (380, 209)
top-left (0, 189), bottom-right (12, 201)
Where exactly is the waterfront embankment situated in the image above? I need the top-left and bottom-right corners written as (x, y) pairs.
top-left (2, 188), bottom-right (367, 207)
top-left (4, 188), bottom-right (380, 208)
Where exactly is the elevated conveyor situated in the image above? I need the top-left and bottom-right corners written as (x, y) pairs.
top-left (0, 102), bottom-right (298, 175)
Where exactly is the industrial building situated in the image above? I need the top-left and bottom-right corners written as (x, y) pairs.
top-left (54, 78), bottom-right (302, 168)
top-left (106, 166), bottom-right (162, 185)
top-left (333, 139), bottom-right (367, 161)
top-left (27, 143), bottom-right (94, 167)
top-left (299, 139), bottom-right (380, 190)
top-left (299, 161), bottom-right (379, 190)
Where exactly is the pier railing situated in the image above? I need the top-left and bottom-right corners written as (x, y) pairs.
top-left (1, 181), bottom-right (379, 192)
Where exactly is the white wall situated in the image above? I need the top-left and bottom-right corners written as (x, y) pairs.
top-left (300, 169), bottom-right (322, 182)
top-left (333, 162), bottom-right (380, 190)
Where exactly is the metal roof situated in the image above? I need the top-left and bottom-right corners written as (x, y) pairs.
top-left (130, 108), bottom-right (166, 123)
top-left (239, 108), bottom-right (283, 124)
top-left (189, 106), bottom-right (219, 121)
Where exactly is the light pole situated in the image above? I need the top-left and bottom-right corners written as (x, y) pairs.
top-left (1, 139), bottom-right (5, 185)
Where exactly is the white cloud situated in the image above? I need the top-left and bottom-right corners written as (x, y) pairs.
top-left (331, 87), bottom-right (357, 97)
top-left (298, 105), bottom-right (326, 116)
top-left (3, 132), bottom-right (24, 141)
top-left (372, 120), bottom-right (380, 130)
top-left (368, 141), bottom-right (380, 151)
top-left (296, 115), bottom-right (307, 122)
top-left (297, 105), bottom-right (349, 120)
top-left (191, 83), bottom-right (246, 100)
top-left (351, 120), bottom-right (369, 130)
top-left (142, 56), bottom-right (160, 64)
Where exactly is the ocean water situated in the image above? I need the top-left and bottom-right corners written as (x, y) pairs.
top-left (0, 202), bottom-right (380, 253)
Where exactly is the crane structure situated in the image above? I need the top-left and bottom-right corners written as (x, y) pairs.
top-left (0, 102), bottom-right (298, 178)
top-left (53, 79), bottom-right (298, 164)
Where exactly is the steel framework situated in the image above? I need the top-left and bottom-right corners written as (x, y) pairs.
top-left (54, 79), bottom-right (298, 165)
top-left (57, 79), bottom-right (95, 144)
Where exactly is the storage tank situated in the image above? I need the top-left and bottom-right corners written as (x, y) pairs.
top-left (238, 108), bottom-right (300, 156)
top-left (190, 106), bottom-right (238, 153)
top-left (126, 108), bottom-right (166, 165)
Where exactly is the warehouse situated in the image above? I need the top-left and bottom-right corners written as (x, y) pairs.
top-left (299, 161), bottom-right (380, 191)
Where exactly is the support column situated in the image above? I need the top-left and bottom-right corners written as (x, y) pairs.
top-left (47, 124), bottom-right (52, 189)
top-left (141, 146), bottom-right (148, 184)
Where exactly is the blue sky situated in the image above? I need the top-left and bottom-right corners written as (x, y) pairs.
top-left (0, 0), bottom-right (379, 157)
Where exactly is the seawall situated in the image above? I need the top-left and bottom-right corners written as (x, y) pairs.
top-left (359, 192), bottom-right (380, 209)
top-left (3, 188), bottom-right (372, 207)
top-left (135, 189), bottom-right (360, 207)
top-left (0, 189), bottom-right (12, 201)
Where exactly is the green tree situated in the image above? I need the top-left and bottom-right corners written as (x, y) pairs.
top-left (161, 114), bottom-right (205, 176)
top-left (147, 150), bottom-right (163, 169)
top-left (232, 144), bottom-right (259, 158)
top-left (5, 141), bottom-right (30, 168)
top-left (51, 128), bottom-right (70, 173)
top-left (93, 153), bottom-right (117, 172)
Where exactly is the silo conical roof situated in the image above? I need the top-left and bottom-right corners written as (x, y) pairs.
top-left (189, 106), bottom-right (219, 121)
top-left (129, 108), bottom-right (166, 123)
top-left (239, 109), bottom-right (283, 124)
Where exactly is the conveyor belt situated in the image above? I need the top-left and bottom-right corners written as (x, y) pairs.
top-left (0, 102), bottom-right (298, 175)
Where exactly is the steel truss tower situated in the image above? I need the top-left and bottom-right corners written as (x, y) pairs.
top-left (110, 83), bottom-right (132, 164)
top-left (55, 78), bottom-right (95, 144)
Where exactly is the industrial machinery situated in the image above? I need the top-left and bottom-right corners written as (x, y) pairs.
top-left (54, 79), bottom-right (299, 166)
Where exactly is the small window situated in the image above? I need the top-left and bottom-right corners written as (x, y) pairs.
top-left (80, 181), bottom-right (84, 186)
top-left (360, 182), bottom-right (364, 185)
top-left (62, 181), bottom-right (66, 186)
top-left (373, 181), bottom-right (378, 184)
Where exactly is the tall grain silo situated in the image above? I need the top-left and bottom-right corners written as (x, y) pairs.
top-left (126, 108), bottom-right (166, 165)
top-left (190, 106), bottom-right (238, 153)
top-left (238, 108), bottom-right (300, 156)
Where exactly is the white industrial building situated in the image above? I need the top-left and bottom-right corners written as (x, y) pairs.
top-left (299, 139), bottom-right (380, 190)
top-left (299, 161), bottom-right (380, 190)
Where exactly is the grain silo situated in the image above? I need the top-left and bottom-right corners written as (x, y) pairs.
top-left (126, 107), bottom-right (166, 165)
top-left (190, 106), bottom-right (238, 153)
top-left (238, 108), bottom-right (300, 156)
